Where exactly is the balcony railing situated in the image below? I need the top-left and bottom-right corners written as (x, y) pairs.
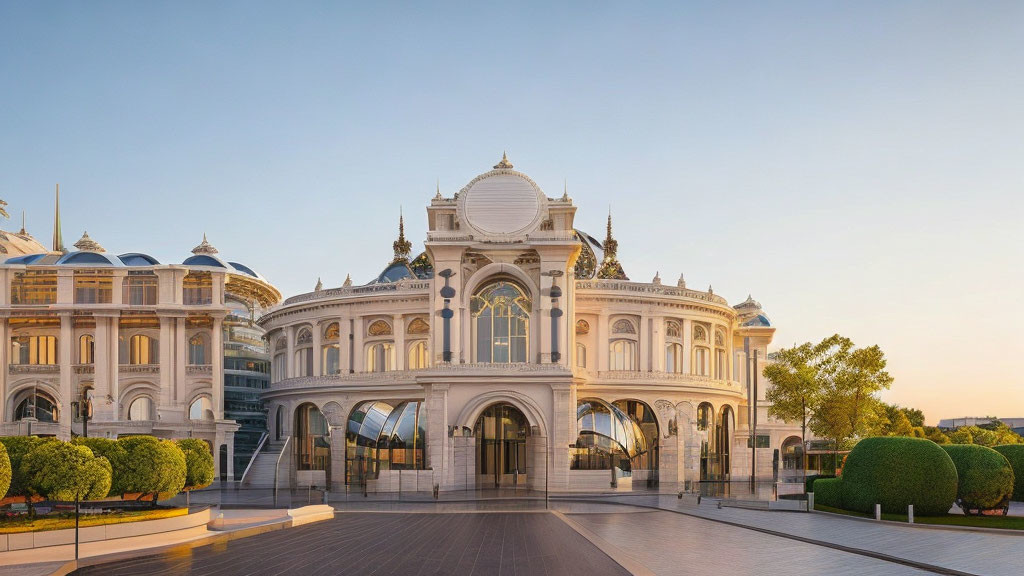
top-left (593, 370), bottom-right (744, 392)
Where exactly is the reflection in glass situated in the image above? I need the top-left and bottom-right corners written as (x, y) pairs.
top-left (474, 403), bottom-right (529, 488)
top-left (296, 402), bottom-right (330, 472)
top-left (571, 398), bottom-right (658, 483)
top-left (346, 400), bottom-right (427, 485)
top-left (15, 390), bottom-right (59, 422)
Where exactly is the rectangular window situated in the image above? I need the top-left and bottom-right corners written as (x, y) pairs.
top-left (74, 271), bottom-right (113, 304)
top-left (124, 273), bottom-right (158, 305)
top-left (183, 272), bottom-right (213, 305)
top-left (11, 271), bottom-right (57, 305)
top-left (11, 335), bottom-right (58, 365)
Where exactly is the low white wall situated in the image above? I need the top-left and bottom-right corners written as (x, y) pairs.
top-left (0, 507), bottom-right (212, 552)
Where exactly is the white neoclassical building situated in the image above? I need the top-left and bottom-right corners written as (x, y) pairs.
top-left (0, 193), bottom-right (281, 479)
top-left (257, 155), bottom-right (802, 493)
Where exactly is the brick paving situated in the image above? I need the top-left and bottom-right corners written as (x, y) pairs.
top-left (73, 512), bottom-right (630, 576)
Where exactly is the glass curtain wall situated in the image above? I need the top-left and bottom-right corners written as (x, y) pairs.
top-left (345, 401), bottom-right (427, 485)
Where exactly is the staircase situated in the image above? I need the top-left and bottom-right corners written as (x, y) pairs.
top-left (242, 439), bottom-right (288, 488)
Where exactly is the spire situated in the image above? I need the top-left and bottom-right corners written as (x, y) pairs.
top-left (391, 208), bottom-right (412, 264)
top-left (19, 211), bottom-right (26, 235)
top-left (434, 178), bottom-right (441, 199)
top-left (52, 184), bottom-right (65, 253)
top-left (192, 233), bottom-right (219, 255)
top-left (343, 273), bottom-right (353, 287)
top-left (561, 180), bottom-right (568, 201)
top-left (73, 231), bottom-right (105, 252)
top-left (596, 207), bottom-right (628, 280)
top-left (493, 151), bottom-right (514, 169)
top-left (314, 277), bottom-right (323, 292)
top-left (677, 273), bottom-right (686, 288)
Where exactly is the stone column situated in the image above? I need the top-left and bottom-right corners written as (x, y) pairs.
top-left (109, 315), bottom-right (120, 419)
top-left (175, 317), bottom-right (186, 404)
top-left (158, 315), bottom-right (174, 409)
top-left (311, 323), bottom-right (322, 377)
top-left (424, 383), bottom-right (449, 489)
top-left (285, 325), bottom-right (296, 379)
top-left (226, 430), bottom-right (235, 481)
top-left (352, 318), bottom-right (364, 372)
top-left (550, 384), bottom-right (573, 490)
top-left (329, 425), bottom-right (346, 491)
top-left (338, 312), bottom-right (351, 373)
top-left (211, 316), bottom-right (224, 420)
top-left (639, 314), bottom-right (650, 372)
top-left (0, 317), bottom-right (7, 424)
top-left (596, 313), bottom-right (609, 372)
top-left (653, 316), bottom-right (666, 372)
top-left (681, 319), bottom-right (692, 374)
top-left (58, 312), bottom-right (73, 437)
top-left (394, 314), bottom-right (405, 370)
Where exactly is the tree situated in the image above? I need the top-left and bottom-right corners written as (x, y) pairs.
top-left (176, 439), bottom-right (214, 492)
top-left (764, 343), bottom-right (820, 483)
top-left (75, 437), bottom-right (129, 496)
top-left (21, 440), bottom-right (112, 501)
top-left (0, 436), bottom-right (49, 513)
top-left (118, 436), bottom-right (186, 506)
top-left (0, 442), bottom-right (11, 500)
top-left (924, 426), bottom-right (951, 444)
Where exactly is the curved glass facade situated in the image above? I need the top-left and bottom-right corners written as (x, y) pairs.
top-left (571, 398), bottom-right (658, 479)
top-left (345, 400), bottom-right (427, 485)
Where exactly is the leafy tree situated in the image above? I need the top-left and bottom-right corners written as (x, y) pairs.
top-left (0, 442), bottom-right (11, 499)
top-left (0, 436), bottom-right (50, 512)
top-left (901, 407), bottom-right (925, 428)
top-left (176, 439), bottom-right (214, 492)
top-left (21, 440), bottom-right (112, 501)
top-left (118, 436), bottom-right (186, 506)
top-left (74, 437), bottom-right (130, 496)
top-left (764, 344), bottom-right (820, 482)
top-left (924, 426), bottom-right (951, 444)
top-left (948, 427), bottom-right (974, 445)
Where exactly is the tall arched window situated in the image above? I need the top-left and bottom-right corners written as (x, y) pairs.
top-left (714, 328), bottom-right (727, 379)
top-left (127, 334), bottom-right (158, 365)
top-left (15, 390), bottom-right (59, 422)
top-left (665, 343), bottom-right (683, 373)
top-left (127, 396), bottom-right (153, 420)
top-left (79, 335), bottom-right (95, 365)
top-left (693, 347), bottom-right (709, 376)
top-left (295, 328), bottom-right (313, 377)
top-left (189, 396), bottom-right (213, 420)
top-left (322, 323), bottom-right (340, 375)
top-left (471, 281), bottom-right (531, 363)
top-left (408, 341), bottom-right (428, 370)
top-left (188, 334), bottom-right (208, 365)
top-left (697, 402), bottom-right (715, 480)
top-left (575, 343), bottom-right (586, 369)
top-left (366, 342), bottom-right (394, 372)
top-left (610, 340), bottom-right (637, 371)
top-left (11, 335), bottom-right (57, 365)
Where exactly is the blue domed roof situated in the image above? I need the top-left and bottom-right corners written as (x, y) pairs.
top-left (742, 314), bottom-right (772, 327)
top-left (228, 261), bottom-right (259, 278)
top-left (182, 254), bottom-right (229, 268)
top-left (372, 261), bottom-right (416, 284)
top-left (55, 251), bottom-right (124, 266)
top-left (118, 253), bottom-right (160, 266)
top-left (5, 253), bottom-right (47, 265)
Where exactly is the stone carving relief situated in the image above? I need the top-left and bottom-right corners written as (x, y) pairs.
top-left (367, 319), bottom-right (393, 337)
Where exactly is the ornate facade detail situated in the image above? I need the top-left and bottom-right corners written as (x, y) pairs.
top-left (407, 317), bottom-right (430, 335)
top-left (612, 319), bottom-right (636, 334)
top-left (391, 210), bottom-right (412, 264)
top-left (575, 319), bottom-right (590, 335)
top-left (493, 151), bottom-right (514, 169)
top-left (693, 324), bottom-right (707, 342)
top-left (574, 231), bottom-right (597, 279)
top-left (596, 210), bottom-right (628, 280)
top-left (191, 233), bottom-right (218, 255)
top-left (73, 231), bottom-right (105, 252)
top-left (666, 321), bottom-right (681, 339)
top-left (367, 319), bottom-right (393, 336)
top-left (296, 328), bottom-right (313, 344)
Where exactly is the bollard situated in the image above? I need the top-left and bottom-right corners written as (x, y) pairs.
top-left (875, 503), bottom-right (881, 521)
top-left (908, 504), bottom-right (914, 524)
top-left (807, 492), bottom-right (814, 512)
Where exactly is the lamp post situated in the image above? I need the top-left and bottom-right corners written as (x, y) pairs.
top-left (438, 269), bottom-right (456, 363)
top-left (542, 270), bottom-right (564, 363)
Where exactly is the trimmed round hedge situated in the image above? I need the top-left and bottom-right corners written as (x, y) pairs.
top-left (993, 445), bottom-right (1024, 501)
top-left (812, 477), bottom-right (842, 509)
top-left (941, 444), bottom-right (1013, 514)
top-left (841, 437), bottom-right (957, 516)
top-left (0, 442), bottom-right (10, 499)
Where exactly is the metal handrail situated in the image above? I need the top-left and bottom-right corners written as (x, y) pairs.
top-left (239, 432), bottom-right (269, 486)
top-left (274, 436), bottom-right (290, 507)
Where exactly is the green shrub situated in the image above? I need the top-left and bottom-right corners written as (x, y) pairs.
top-left (0, 436), bottom-right (50, 502)
top-left (941, 444), bottom-right (1014, 514)
top-left (74, 437), bottom-right (129, 496)
top-left (0, 442), bottom-right (11, 499)
top-left (813, 477), bottom-right (843, 508)
top-left (993, 445), bottom-right (1024, 501)
top-left (20, 441), bottom-right (112, 501)
top-left (117, 436), bottom-right (186, 504)
top-left (176, 439), bottom-right (214, 492)
top-left (841, 437), bottom-right (957, 516)
top-left (805, 474), bottom-right (835, 494)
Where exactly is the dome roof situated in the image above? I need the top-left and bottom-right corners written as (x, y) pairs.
top-left (118, 253), bottom-right (160, 266)
top-left (457, 155), bottom-right (546, 236)
top-left (0, 229), bottom-right (47, 257)
top-left (734, 295), bottom-right (771, 327)
top-left (182, 254), bottom-right (229, 268)
top-left (55, 251), bottom-right (124, 266)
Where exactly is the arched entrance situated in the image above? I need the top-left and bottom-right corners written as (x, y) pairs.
top-left (294, 403), bottom-right (330, 487)
top-left (474, 403), bottom-right (530, 488)
top-left (781, 436), bottom-right (803, 471)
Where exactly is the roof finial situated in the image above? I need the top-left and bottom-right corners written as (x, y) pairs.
top-left (708, 284), bottom-right (714, 295)
top-left (562, 179), bottom-right (568, 201)
top-left (19, 210), bottom-right (26, 235)
top-left (391, 208), bottom-right (412, 264)
top-left (596, 207), bottom-right (628, 280)
top-left (314, 277), bottom-right (323, 292)
top-left (343, 273), bottom-right (353, 287)
top-left (192, 233), bottom-right (219, 255)
top-left (52, 184), bottom-right (65, 253)
top-left (677, 273), bottom-right (686, 288)
top-left (435, 178), bottom-right (441, 199)
top-left (493, 151), bottom-right (514, 169)
top-left (652, 271), bottom-right (661, 285)
top-left (74, 230), bottom-right (105, 253)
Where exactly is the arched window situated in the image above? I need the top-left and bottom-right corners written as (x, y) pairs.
top-left (11, 335), bottom-right (57, 365)
top-left (275, 405), bottom-right (285, 440)
top-left (189, 396), bottom-right (213, 420)
top-left (715, 349), bottom-right (727, 379)
top-left (188, 334), bottom-right (208, 365)
top-left (665, 343), bottom-right (683, 373)
top-left (296, 403), bottom-right (329, 472)
top-left (575, 343), bottom-right (586, 369)
top-left (408, 341), bottom-right (428, 370)
top-left (322, 323), bottom-right (340, 375)
top-left (610, 340), bottom-right (637, 371)
top-left (79, 335), bottom-right (95, 365)
top-left (128, 334), bottom-right (158, 365)
top-left (295, 328), bottom-right (313, 377)
top-left (665, 321), bottom-right (681, 339)
top-left (272, 353), bottom-right (286, 382)
top-left (366, 342), bottom-right (394, 372)
top-left (693, 347), bottom-right (709, 376)
top-left (346, 401), bottom-right (428, 485)
top-left (697, 402), bottom-right (715, 481)
top-left (471, 281), bottom-right (531, 363)
top-left (367, 320), bottom-right (393, 337)
top-left (407, 318), bottom-right (430, 335)
top-left (15, 390), bottom-right (59, 422)
top-left (127, 396), bottom-right (153, 421)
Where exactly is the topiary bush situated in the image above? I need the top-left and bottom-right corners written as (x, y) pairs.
top-left (20, 440), bottom-right (112, 501)
top-left (0, 442), bottom-right (11, 499)
top-left (74, 437), bottom-right (130, 496)
top-left (841, 437), bottom-right (957, 516)
top-left (0, 436), bottom-right (50, 506)
top-left (812, 477), bottom-right (842, 508)
top-left (941, 444), bottom-right (1014, 514)
top-left (993, 445), bottom-right (1024, 501)
top-left (176, 438), bottom-right (214, 492)
top-left (118, 436), bottom-right (186, 505)
top-left (805, 474), bottom-right (835, 494)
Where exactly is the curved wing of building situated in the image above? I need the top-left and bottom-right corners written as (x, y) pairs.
top-left (260, 156), bottom-right (794, 494)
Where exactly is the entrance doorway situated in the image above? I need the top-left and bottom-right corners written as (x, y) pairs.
top-left (474, 403), bottom-right (530, 489)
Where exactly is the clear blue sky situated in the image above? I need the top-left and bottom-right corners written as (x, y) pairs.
top-left (2, 2), bottom-right (1022, 423)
